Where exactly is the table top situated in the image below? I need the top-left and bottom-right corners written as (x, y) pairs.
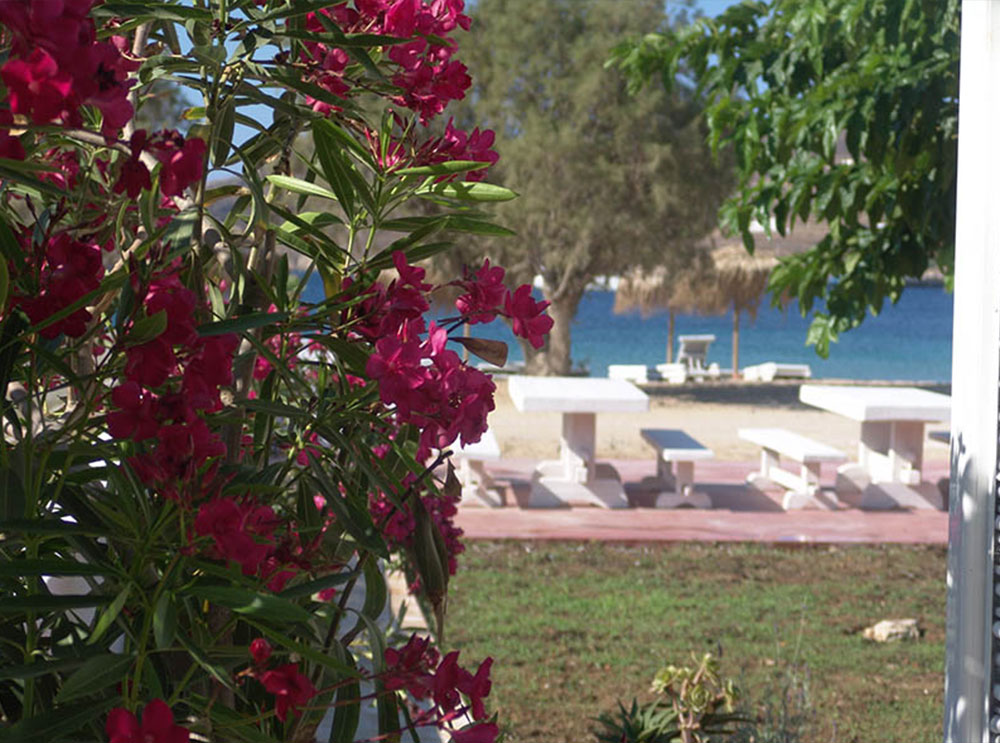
top-left (799, 384), bottom-right (951, 423)
top-left (507, 375), bottom-right (650, 413)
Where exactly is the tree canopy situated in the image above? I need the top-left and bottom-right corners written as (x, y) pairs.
top-left (451, 0), bottom-right (732, 374)
top-left (611, 0), bottom-right (959, 355)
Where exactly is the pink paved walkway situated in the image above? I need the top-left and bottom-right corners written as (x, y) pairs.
top-left (454, 458), bottom-right (950, 544)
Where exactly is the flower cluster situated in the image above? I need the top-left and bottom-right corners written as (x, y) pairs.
top-left (245, 639), bottom-right (317, 722)
top-left (383, 634), bottom-right (497, 743)
top-left (370, 475), bottom-right (465, 577)
top-left (355, 252), bottom-right (552, 460)
top-left (194, 493), bottom-right (335, 593)
top-left (0, 0), bottom-right (138, 138)
top-left (11, 230), bottom-right (105, 339)
top-left (107, 699), bottom-right (189, 743)
top-left (114, 129), bottom-right (206, 199)
top-left (300, 0), bottom-right (471, 123)
top-left (107, 271), bottom-right (237, 500)
top-left (367, 116), bottom-right (498, 182)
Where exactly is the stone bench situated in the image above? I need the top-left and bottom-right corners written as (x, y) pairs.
top-left (454, 428), bottom-right (503, 507)
top-left (640, 428), bottom-right (715, 508)
top-left (742, 362), bottom-right (812, 382)
top-left (738, 427), bottom-right (847, 510)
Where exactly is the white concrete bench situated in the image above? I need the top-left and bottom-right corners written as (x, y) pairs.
top-left (738, 427), bottom-right (847, 510)
top-left (742, 362), bottom-right (812, 382)
top-left (608, 364), bottom-right (652, 384)
top-left (640, 428), bottom-right (714, 508)
top-left (453, 428), bottom-right (503, 507)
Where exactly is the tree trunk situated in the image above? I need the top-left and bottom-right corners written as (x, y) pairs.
top-left (522, 287), bottom-right (585, 376)
top-left (666, 310), bottom-right (675, 364)
top-left (731, 307), bottom-right (740, 379)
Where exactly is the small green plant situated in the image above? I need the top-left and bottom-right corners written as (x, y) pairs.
top-left (594, 653), bottom-right (747, 743)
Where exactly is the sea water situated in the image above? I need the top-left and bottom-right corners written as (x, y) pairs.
top-left (302, 275), bottom-right (953, 382)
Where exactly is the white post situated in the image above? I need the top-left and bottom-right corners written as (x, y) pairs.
top-left (944, 2), bottom-right (1000, 740)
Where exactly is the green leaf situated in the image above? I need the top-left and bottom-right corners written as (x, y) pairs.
top-left (212, 98), bottom-right (237, 168)
top-left (94, 2), bottom-right (213, 21)
top-left (185, 585), bottom-right (312, 624)
top-left (55, 653), bottom-right (134, 703)
top-left (328, 647), bottom-right (361, 743)
top-left (0, 699), bottom-right (116, 742)
top-left (415, 181), bottom-right (518, 202)
top-left (0, 256), bottom-right (8, 314)
top-left (266, 174), bottom-right (338, 201)
top-left (396, 160), bottom-right (493, 176)
top-left (0, 594), bottom-right (111, 614)
top-left (0, 558), bottom-right (117, 577)
top-left (153, 593), bottom-right (177, 650)
top-left (248, 621), bottom-right (358, 678)
top-left (176, 630), bottom-right (235, 690)
top-left (197, 311), bottom-right (288, 337)
top-left (88, 585), bottom-right (131, 645)
top-left (241, 398), bottom-right (311, 420)
top-left (0, 518), bottom-right (107, 538)
top-left (278, 569), bottom-right (360, 601)
top-left (125, 310), bottom-right (167, 347)
top-left (0, 651), bottom-right (109, 682)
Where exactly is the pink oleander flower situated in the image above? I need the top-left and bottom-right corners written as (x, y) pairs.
top-left (259, 663), bottom-right (316, 721)
top-left (107, 381), bottom-right (159, 441)
top-left (150, 131), bottom-right (206, 197)
top-left (106, 699), bottom-right (189, 743)
top-left (455, 259), bottom-right (506, 324)
top-left (16, 232), bottom-right (104, 339)
top-left (250, 638), bottom-right (272, 666)
top-left (114, 130), bottom-right (152, 198)
top-left (1, 49), bottom-right (74, 124)
top-left (503, 285), bottom-right (554, 349)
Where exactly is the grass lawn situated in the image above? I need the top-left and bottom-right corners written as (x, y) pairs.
top-left (445, 541), bottom-right (947, 743)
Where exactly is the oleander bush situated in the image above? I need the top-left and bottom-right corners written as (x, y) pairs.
top-left (0, 2), bottom-right (549, 741)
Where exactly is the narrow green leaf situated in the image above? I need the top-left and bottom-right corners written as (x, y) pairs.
top-left (88, 585), bottom-right (131, 645)
top-left (278, 569), bottom-right (360, 601)
top-left (415, 181), bottom-right (518, 202)
top-left (0, 518), bottom-right (108, 537)
top-left (0, 594), bottom-right (111, 614)
top-left (266, 174), bottom-right (338, 201)
top-left (0, 699), bottom-right (115, 742)
top-left (197, 311), bottom-right (287, 337)
top-left (328, 647), bottom-right (361, 743)
top-left (125, 310), bottom-right (167, 347)
top-left (55, 653), bottom-right (134, 703)
top-left (153, 593), bottom-right (177, 650)
top-left (396, 160), bottom-right (491, 176)
top-left (185, 585), bottom-right (312, 624)
top-left (0, 558), bottom-right (116, 577)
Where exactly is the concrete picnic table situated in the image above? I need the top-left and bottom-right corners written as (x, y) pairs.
top-left (798, 384), bottom-right (951, 509)
top-left (506, 375), bottom-right (649, 508)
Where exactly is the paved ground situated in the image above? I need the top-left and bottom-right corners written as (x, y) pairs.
top-left (454, 458), bottom-right (950, 544)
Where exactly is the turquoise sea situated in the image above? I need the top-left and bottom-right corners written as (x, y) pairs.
top-left (303, 276), bottom-right (954, 382)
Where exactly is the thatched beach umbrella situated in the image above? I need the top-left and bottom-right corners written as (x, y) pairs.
top-left (707, 243), bottom-right (778, 377)
top-left (614, 243), bottom-right (777, 376)
top-left (613, 254), bottom-right (716, 363)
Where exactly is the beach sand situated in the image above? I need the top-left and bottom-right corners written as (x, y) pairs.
top-left (487, 379), bottom-right (952, 464)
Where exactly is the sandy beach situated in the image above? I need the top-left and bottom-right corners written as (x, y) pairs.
top-left (487, 378), bottom-right (952, 464)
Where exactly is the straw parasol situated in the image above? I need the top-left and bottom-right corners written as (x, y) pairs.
top-left (614, 242), bottom-right (778, 376)
top-left (707, 242), bottom-right (779, 377)
top-left (613, 252), bottom-right (717, 364)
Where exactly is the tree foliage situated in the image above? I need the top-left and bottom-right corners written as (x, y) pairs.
top-left (611, 0), bottom-right (959, 355)
top-left (451, 0), bottom-right (732, 374)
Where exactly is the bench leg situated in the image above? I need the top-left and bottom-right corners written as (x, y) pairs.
top-left (656, 458), bottom-right (675, 487)
top-left (653, 460), bottom-right (710, 508)
top-left (457, 457), bottom-right (503, 508)
top-left (746, 447), bottom-right (780, 488)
